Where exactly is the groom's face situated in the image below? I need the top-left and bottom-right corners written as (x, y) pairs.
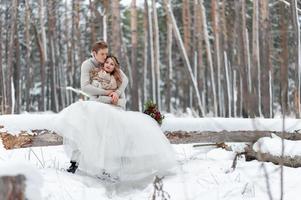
top-left (94, 48), bottom-right (108, 64)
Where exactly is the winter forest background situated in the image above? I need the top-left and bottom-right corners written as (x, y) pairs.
top-left (0, 0), bottom-right (301, 118)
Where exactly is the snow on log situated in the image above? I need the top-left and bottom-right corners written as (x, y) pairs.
top-left (0, 175), bottom-right (26, 200)
top-left (244, 134), bottom-right (301, 168)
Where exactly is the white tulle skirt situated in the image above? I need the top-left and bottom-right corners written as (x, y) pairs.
top-left (54, 101), bottom-right (176, 182)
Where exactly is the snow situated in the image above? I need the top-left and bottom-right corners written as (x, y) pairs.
top-left (254, 133), bottom-right (301, 157)
top-left (161, 117), bottom-right (301, 132)
top-left (1, 113), bottom-right (301, 134)
top-left (1, 114), bottom-right (301, 199)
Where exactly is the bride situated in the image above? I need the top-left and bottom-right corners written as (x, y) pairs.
top-left (54, 52), bottom-right (176, 183)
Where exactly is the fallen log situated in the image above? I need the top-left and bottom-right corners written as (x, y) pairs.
top-left (165, 130), bottom-right (301, 143)
top-left (244, 145), bottom-right (301, 168)
top-left (1, 128), bottom-right (301, 149)
top-left (0, 129), bottom-right (63, 150)
top-left (0, 175), bottom-right (26, 200)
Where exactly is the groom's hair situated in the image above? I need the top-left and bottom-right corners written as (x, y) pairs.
top-left (91, 40), bottom-right (108, 53)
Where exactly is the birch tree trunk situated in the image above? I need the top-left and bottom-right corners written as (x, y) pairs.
top-left (0, 6), bottom-right (5, 114)
top-left (142, 0), bottom-right (149, 107)
top-left (7, 0), bottom-right (18, 114)
top-left (201, 0), bottom-right (217, 116)
top-left (152, 0), bottom-right (161, 109)
top-left (47, 0), bottom-right (59, 112)
top-left (146, 0), bottom-right (156, 103)
top-left (131, 0), bottom-right (139, 111)
top-left (291, 0), bottom-right (301, 118)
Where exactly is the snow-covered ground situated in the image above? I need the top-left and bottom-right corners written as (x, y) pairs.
top-left (1, 114), bottom-right (301, 199)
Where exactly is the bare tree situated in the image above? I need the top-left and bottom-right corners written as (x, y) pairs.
top-left (251, 0), bottom-right (261, 116)
top-left (25, 0), bottom-right (32, 111)
top-left (201, 0), bottom-right (217, 116)
top-left (111, 0), bottom-right (122, 59)
top-left (146, 0), bottom-right (156, 103)
top-left (152, 0), bottom-right (161, 109)
top-left (39, 0), bottom-right (47, 111)
top-left (7, 0), bottom-right (18, 114)
top-left (259, 0), bottom-right (271, 117)
top-left (163, 0), bottom-right (173, 112)
top-left (211, 0), bottom-right (222, 116)
top-left (131, 0), bottom-right (139, 110)
top-left (165, 3), bottom-right (205, 116)
top-left (47, 0), bottom-right (59, 112)
top-left (291, 0), bottom-right (301, 118)
top-left (0, 4), bottom-right (5, 114)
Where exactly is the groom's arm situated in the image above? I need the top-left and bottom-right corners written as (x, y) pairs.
top-left (115, 70), bottom-right (129, 96)
top-left (80, 60), bottom-right (108, 96)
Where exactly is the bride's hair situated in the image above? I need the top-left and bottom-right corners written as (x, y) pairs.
top-left (104, 55), bottom-right (122, 86)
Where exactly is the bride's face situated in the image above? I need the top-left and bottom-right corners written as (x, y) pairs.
top-left (104, 58), bottom-right (115, 73)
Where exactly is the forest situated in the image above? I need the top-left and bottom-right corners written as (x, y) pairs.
top-left (0, 0), bottom-right (301, 118)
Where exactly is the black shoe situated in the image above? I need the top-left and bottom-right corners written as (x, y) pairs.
top-left (67, 161), bottom-right (78, 173)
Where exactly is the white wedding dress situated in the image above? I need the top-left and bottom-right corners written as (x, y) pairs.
top-left (54, 100), bottom-right (176, 182)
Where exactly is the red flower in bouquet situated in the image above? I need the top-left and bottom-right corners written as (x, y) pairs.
top-left (143, 100), bottom-right (165, 125)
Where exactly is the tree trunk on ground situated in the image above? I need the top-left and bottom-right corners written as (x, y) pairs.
top-left (0, 175), bottom-right (26, 200)
top-left (4, 128), bottom-right (301, 149)
top-left (243, 145), bottom-right (301, 168)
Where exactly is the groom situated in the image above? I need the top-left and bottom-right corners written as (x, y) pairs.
top-left (67, 40), bottom-right (129, 173)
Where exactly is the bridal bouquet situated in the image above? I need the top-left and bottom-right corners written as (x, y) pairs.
top-left (143, 100), bottom-right (164, 125)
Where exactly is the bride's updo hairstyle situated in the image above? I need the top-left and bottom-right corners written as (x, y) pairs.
top-left (104, 55), bottom-right (122, 86)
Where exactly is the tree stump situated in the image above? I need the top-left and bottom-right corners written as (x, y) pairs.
top-left (0, 175), bottom-right (26, 200)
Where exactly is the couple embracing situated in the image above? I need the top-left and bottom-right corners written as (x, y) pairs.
top-left (54, 41), bottom-right (176, 184)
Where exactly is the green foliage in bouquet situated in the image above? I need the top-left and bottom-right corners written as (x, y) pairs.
top-left (143, 100), bottom-right (165, 125)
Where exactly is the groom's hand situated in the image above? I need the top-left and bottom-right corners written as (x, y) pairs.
top-left (109, 92), bottom-right (119, 105)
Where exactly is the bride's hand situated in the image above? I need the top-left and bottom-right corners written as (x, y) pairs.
top-left (109, 92), bottom-right (119, 105)
top-left (105, 90), bottom-right (114, 96)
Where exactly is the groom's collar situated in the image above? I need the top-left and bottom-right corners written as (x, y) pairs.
top-left (90, 56), bottom-right (103, 68)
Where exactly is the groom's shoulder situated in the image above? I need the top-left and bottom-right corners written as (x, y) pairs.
top-left (81, 58), bottom-right (93, 69)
